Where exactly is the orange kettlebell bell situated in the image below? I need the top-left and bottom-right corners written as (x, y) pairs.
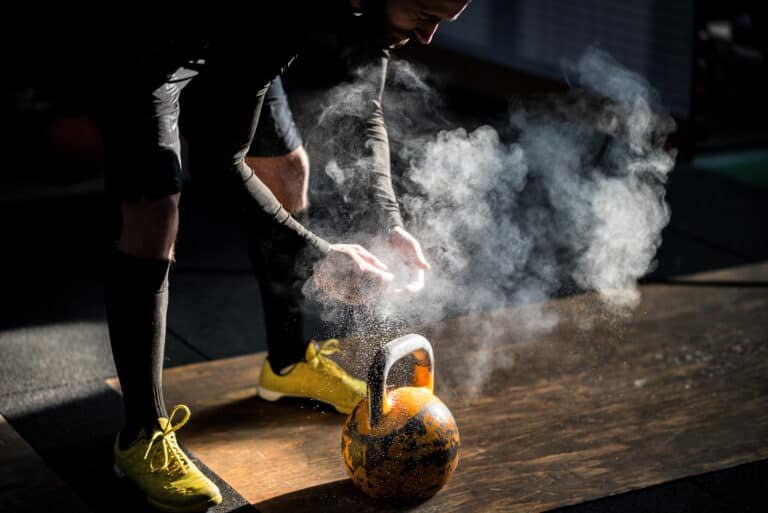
top-left (341, 334), bottom-right (460, 502)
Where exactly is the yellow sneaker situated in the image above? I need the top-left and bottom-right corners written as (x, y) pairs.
top-left (258, 339), bottom-right (366, 414)
top-left (113, 404), bottom-right (222, 513)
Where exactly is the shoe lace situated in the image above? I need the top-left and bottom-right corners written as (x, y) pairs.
top-left (307, 339), bottom-right (343, 376)
top-left (144, 404), bottom-right (192, 474)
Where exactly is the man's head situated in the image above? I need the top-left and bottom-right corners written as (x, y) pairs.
top-left (358, 0), bottom-right (470, 48)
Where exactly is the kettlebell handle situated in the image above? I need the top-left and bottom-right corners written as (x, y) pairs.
top-left (367, 334), bottom-right (434, 428)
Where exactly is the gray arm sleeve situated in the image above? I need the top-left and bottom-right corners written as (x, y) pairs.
top-left (363, 55), bottom-right (404, 229)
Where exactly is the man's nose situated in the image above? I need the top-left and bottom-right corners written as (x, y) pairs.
top-left (415, 22), bottom-right (439, 45)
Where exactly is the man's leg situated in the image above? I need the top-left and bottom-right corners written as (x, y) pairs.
top-left (100, 68), bottom-right (221, 512)
top-left (106, 194), bottom-right (178, 445)
top-left (242, 79), bottom-right (366, 414)
top-left (100, 69), bottom-right (186, 445)
top-left (245, 146), bottom-right (311, 372)
top-left (244, 77), bottom-right (314, 372)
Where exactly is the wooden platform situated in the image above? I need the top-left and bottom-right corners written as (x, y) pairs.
top-left (114, 263), bottom-right (768, 512)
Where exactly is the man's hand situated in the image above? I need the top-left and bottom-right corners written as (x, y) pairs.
top-left (389, 226), bottom-right (430, 270)
top-left (388, 226), bottom-right (430, 293)
top-left (313, 244), bottom-right (394, 304)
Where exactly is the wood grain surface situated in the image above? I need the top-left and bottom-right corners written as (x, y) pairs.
top-left (109, 262), bottom-right (768, 512)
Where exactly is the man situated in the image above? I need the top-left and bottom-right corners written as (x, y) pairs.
top-left (101, 1), bottom-right (469, 511)
top-left (241, 30), bottom-right (432, 403)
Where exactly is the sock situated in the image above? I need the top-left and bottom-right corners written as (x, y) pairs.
top-left (105, 248), bottom-right (170, 448)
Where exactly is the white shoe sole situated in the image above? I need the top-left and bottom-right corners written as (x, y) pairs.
top-left (257, 386), bottom-right (286, 402)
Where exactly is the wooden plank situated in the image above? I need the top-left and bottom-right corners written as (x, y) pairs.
top-left (110, 262), bottom-right (768, 512)
top-left (0, 415), bottom-right (91, 513)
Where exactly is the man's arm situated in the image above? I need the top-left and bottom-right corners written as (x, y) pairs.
top-left (343, 49), bottom-right (430, 274)
top-left (361, 54), bottom-right (405, 230)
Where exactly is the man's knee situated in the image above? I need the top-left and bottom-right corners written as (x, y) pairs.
top-left (246, 146), bottom-right (309, 213)
top-left (118, 194), bottom-right (180, 259)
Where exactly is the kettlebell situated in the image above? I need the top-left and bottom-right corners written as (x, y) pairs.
top-left (341, 334), bottom-right (460, 502)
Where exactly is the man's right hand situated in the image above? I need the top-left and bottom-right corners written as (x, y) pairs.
top-left (313, 244), bottom-right (394, 304)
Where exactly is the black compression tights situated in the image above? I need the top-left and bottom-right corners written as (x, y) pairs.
top-left (248, 210), bottom-right (314, 372)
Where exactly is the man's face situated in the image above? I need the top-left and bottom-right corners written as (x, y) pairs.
top-left (378, 0), bottom-right (470, 48)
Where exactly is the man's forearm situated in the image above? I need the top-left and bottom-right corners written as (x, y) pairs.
top-left (365, 99), bottom-right (404, 230)
top-left (358, 54), bottom-right (404, 230)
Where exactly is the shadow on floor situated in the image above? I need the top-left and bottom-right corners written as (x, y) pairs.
top-left (255, 479), bottom-right (427, 513)
top-left (0, 383), bottom-right (255, 513)
top-left (547, 459), bottom-right (768, 513)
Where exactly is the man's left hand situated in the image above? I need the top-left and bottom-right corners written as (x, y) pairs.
top-left (388, 226), bottom-right (430, 293)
